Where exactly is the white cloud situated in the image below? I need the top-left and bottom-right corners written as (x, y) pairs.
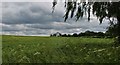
top-left (2, 0), bottom-right (53, 2)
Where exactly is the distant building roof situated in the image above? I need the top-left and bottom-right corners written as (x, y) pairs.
top-left (54, 32), bottom-right (61, 36)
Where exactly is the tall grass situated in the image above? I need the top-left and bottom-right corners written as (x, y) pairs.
top-left (2, 35), bottom-right (120, 63)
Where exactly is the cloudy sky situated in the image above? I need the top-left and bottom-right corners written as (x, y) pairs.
top-left (1, 1), bottom-right (111, 36)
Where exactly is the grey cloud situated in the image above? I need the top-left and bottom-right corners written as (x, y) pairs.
top-left (2, 2), bottom-right (110, 36)
top-left (2, 2), bottom-right (64, 25)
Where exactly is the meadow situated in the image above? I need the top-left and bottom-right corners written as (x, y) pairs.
top-left (2, 35), bottom-right (120, 63)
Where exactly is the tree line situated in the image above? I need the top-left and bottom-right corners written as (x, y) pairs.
top-left (50, 30), bottom-right (113, 38)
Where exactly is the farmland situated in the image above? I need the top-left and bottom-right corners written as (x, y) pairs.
top-left (2, 35), bottom-right (120, 63)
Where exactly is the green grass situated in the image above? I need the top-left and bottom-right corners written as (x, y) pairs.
top-left (2, 35), bottom-right (120, 63)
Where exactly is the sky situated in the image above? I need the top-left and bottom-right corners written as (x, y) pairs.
top-left (1, 1), bottom-right (111, 36)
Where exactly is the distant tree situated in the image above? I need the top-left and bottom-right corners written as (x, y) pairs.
top-left (68, 34), bottom-right (71, 37)
top-left (97, 32), bottom-right (104, 36)
top-left (62, 34), bottom-right (67, 37)
top-left (73, 33), bottom-right (78, 37)
top-left (96, 32), bottom-right (105, 38)
top-left (85, 30), bottom-right (91, 36)
top-left (50, 34), bottom-right (53, 37)
top-left (53, 34), bottom-right (56, 36)
top-left (78, 33), bottom-right (85, 36)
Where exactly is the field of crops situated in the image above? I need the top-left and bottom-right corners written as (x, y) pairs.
top-left (2, 35), bottom-right (120, 63)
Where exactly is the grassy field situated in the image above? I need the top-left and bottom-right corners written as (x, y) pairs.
top-left (2, 35), bottom-right (120, 63)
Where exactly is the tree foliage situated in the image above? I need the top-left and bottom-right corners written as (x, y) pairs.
top-left (106, 23), bottom-right (119, 37)
top-left (52, 0), bottom-right (120, 23)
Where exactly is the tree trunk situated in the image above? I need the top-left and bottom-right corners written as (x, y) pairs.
top-left (116, 1), bottom-right (120, 45)
top-left (117, 16), bottom-right (120, 44)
